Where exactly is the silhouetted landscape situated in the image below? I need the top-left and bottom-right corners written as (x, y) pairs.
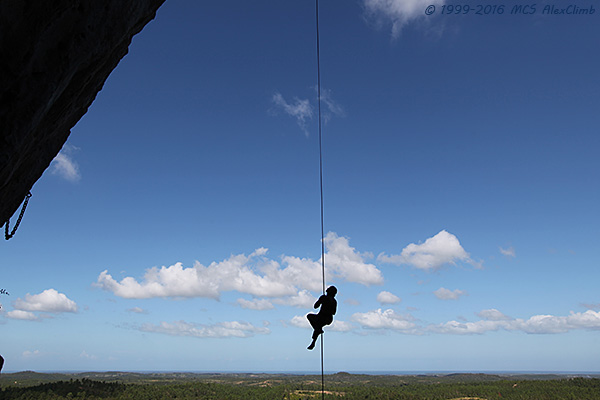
top-left (1, 371), bottom-right (600, 399)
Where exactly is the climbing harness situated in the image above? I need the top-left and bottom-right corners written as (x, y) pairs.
top-left (4, 191), bottom-right (32, 240)
top-left (315, 1), bottom-right (326, 399)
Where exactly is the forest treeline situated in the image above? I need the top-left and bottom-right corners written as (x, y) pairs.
top-left (1, 375), bottom-right (600, 399)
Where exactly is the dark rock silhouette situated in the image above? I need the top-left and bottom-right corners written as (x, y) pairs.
top-left (307, 286), bottom-right (337, 350)
top-left (0, 354), bottom-right (4, 373)
top-left (0, 0), bottom-right (165, 225)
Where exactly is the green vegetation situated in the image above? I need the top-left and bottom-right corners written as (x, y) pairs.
top-left (1, 372), bottom-right (599, 399)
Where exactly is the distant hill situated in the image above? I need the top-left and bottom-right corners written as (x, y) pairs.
top-left (2, 370), bottom-right (598, 388)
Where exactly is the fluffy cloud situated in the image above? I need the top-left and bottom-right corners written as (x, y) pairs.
top-left (509, 314), bottom-right (571, 334)
top-left (276, 256), bottom-right (323, 293)
top-left (13, 289), bottom-right (78, 313)
top-left (329, 320), bottom-right (355, 332)
top-left (289, 315), bottom-right (310, 329)
top-left (272, 92), bottom-right (313, 136)
top-left (351, 308), bottom-right (417, 332)
top-left (50, 146), bottom-right (81, 182)
top-left (499, 246), bottom-right (516, 257)
top-left (378, 230), bottom-right (479, 271)
top-left (509, 311), bottom-right (600, 334)
top-left (273, 290), bottom-right (315, 309)
top-left (7, 310), bottom-right (39, 321)
top-left (140, 320), bottom-right (270, 339)
top-left (288, 315), bottom-right (354, 332)
top-left (363, 0), bottom-right (445, 38)
top-left (434, 287), bottom-right (467, 300)
top-left (97, 250), bottom-right (296, 300)
top-left (96, 232), bottom-right (383, 300)
top-left (376, 291), bottom-right (402, 304)
top-left (324, 232), bottom-right (383, 285)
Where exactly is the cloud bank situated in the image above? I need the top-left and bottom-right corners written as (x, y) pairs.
top-left (96, 232), bottom-right (383, 301)
top-left (431, 309), bottom-right (600, 335)
top-left (343, 308), bottom-right (600, 335)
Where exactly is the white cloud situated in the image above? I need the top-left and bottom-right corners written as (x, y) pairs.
top-left (329, 320), bottom-right (355, 332)
top-left (378, 230), bottom-right (479, 271)
top-left (140, 320), bottom-right (270, 338)
top-left (324, 232), bottom-right (383, 286)
top-left (294, 307), bottom-right (600, 336)
top-left (376, 291), bottom-right (402, 304)
top-left (434, 287), bottom-right (467, 300)
top-left (431, 309), bottom-right (600, 335)
top-left (237, 298), bottom-right (274, 310)
top-left (272, 92), bottom-right (313, 136)
top-left (13, 289), bottom-right (78, 313)
top-left (96, 252), bottom-right (297, 300)
top-left (7, 310), bottom-right (39, 321)
top-left (50, 146), bottom-right (81, 182)
top-left (96, 232), bottom-right (383, 300)
top-left (273, 290), bottom-right (315, 309)
top-left (23, 350), bottom-right (41, 357)
top-left (507, 312), bottom-right (600, 334)
top-left (363, 0), bottom-right (445, 38)
top-left (509, 314), bottom-right (571, 334)
top-left (289, 315), bottom-right (311, 329)
top-left (499, 246), bottom-right (516, 257)
top-left (351, 308), bottom-right (417, 331)
top-left (564, 310), bottom-right (600, 330)
top-left (289, 315), bottom-right (354, 332)
top-left (276, 256), bottom-right (323, 293)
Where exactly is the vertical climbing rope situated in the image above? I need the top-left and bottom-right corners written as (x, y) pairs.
top-left (315, 1), bottom-right (326, 399)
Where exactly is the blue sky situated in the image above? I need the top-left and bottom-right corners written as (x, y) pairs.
top-left (2, 0), bottom-right (600, 373)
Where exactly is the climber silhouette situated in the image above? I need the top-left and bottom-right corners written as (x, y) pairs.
top-left (306, 286), bottom-right (337, 350)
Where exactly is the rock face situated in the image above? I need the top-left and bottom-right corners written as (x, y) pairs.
top-left (0, 0), bottom-right (165, 229)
